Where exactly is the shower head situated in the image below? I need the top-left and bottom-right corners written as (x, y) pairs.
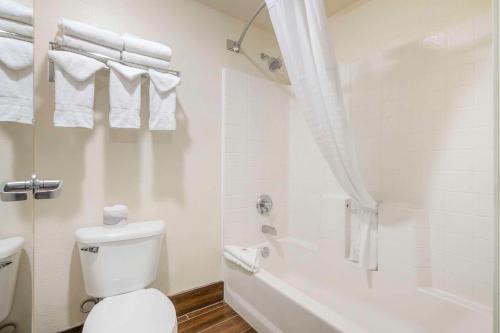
top-left (261, 53), bottom-right (282, 72)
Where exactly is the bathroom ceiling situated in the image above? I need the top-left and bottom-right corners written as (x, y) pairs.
top-left (195, 0), bottom-right (359, 30)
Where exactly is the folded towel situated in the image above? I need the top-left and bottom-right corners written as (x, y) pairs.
top-left (0, 17), bottom-right (32, 37)
top-left (123, 33), bottom-right (172, 61)
top-left (58, 17), bottom-right (123, 50)
top-left (103, 204), bottom-right (128, 226)
top-left (224, 245), bottom-right (259, 273)
top-left (122, 51), bottom-right (170, 71)
top-left (0, 0), bottom-right (32, 25)
top-left (148, 69), bottom-right (180, 130)
top-left (48, 50), bottom-right (106, 129)
top-left (0, 37), bottom-right (32, 124)
top-left (107, 61), bottom-right (146, 129)
top-left (57, 35), bottom-right (120, 59)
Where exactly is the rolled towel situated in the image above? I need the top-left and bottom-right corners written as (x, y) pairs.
top-left (58, 17), bottom-right (123, 50)
top-left (0, 0), bottom-right (32, 25)
top-left (107, 61), bottom-right (146, 129)
top-left (123, 33), bottom-right (172, 61)
top-left (122, 51), bottom-right (170, 71)
top-left (224, 245), bottom-right (259, 273)
top-left (0, 17), bottom-right (32, 37)
top-left (48, 50), bottom-right (106, 129)
top-left (56, 35), bottom-right (121, 59)
top-left (0, 37), bottom-right (32, 124)
top-left (103, 204), bottom-right (128, 226)
top-left (148, 69), bottom-right (180, 130)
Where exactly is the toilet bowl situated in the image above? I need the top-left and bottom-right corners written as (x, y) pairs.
top-left (76, 220), bottom-right (176, 332)
top-left (83, 289), bottom-right (176, 333)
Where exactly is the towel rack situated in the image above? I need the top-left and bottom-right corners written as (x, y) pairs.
top-left (48, 41), bottom-right (181, 82)
top-left (0, 29), bottom-right (32, 43)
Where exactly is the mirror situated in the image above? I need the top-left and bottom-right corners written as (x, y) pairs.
top-left (0, 0), bottom-right (34, 332)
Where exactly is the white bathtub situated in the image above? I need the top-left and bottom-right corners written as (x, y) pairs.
top-left (224, 238), bottom-right (492, 333)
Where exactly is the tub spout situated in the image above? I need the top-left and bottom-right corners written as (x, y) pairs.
top-left (261, 224), bottom-right (277, 236)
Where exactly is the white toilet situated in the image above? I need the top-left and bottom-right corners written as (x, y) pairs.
top-left (76, 220), bottom-right (177, 333)
top-left (0, 236), bottom-right (24, 324)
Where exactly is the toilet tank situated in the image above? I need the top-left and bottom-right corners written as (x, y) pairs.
top-left (0, 237), bottom-right (24, 323)
top-left (76, 220), bottom-right (165, 298)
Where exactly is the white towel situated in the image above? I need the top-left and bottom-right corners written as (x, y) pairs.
top-left (122, 51), bottom-right (170, 71)
top-left (348, 205), bottom-right (378, 271)
top-left (103, 204), bottom-right (128, 226)
top-left (57, 35), bottom-right (120, 59)
top-left (0, 0), bottom-right (32, 25)
top-left (0, 37), bottom-right (32, 124)
top-left (107, 61), bottom-right (146, 129)
top-left (0, 17), bottom-right (32, 37)
top-left (224, 245), bottom-right (259, 273)
top-left (48, 50), bottom-right (106, 129)
top-left (123, 33), bottom-right (172, 61)
top-left (58, 17), bottom-right (123, 50)
top-left (148, 69), bottom-right (180, 131)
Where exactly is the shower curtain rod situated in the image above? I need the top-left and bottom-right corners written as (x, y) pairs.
top-left (226, 1), bottom-right (267, 53)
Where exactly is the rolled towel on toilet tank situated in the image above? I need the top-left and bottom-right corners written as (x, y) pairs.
top-left (103, 204), bottom-right (128, 226)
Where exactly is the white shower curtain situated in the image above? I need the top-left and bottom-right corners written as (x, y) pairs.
top-left (265, 0), bottom-right (379, 270)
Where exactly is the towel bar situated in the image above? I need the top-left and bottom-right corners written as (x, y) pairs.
top-left (48, 41), bottom-right (180, 82)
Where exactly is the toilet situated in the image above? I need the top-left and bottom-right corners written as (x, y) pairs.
top-left (76, 220), bottom-right (177, 333)
top-left (0, 236), bottom-right (24, 324)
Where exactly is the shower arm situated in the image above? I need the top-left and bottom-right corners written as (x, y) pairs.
top-left (227, 1), bottom-right (267, 53)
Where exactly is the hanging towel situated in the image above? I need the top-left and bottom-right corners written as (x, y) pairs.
top-left (107, 61), bottom-right (146, 129)
top-left (223, 245), bottom-right (259, 274)
top-left (0, 37), bottom-right (32, 124)
top-left (48, 50), bottom-right (106, 129)
top-left (58, 18), bottom-right (123, 50)
top-left (148, 69), bottom-right (180, 130)
top-left (348, 203), bottom-right (378, 270)
top-left (56, 35), bottom-right (120, 59)
top-left (0, 0), bottom-right (32, 25)
top-left (0, 18), bottom-right (32, 37)
top-left (123, 33), bottom-right (172, 61)
top-left (122, 51), bottom-right (170, 71)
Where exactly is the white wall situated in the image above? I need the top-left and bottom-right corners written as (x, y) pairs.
top-left (222, 68), bottom-right (289, 247)
top-left (33, 0), bottom-right (280, 331)
top-left (288, 0), bottom-right (493, 308)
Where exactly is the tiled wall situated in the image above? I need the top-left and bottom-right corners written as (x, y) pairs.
top-left (222, 69), bottom-right (289, 246)
top-left (343, 14), bottom-right (493, 307)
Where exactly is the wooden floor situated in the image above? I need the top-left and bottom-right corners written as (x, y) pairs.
top-left (177, 301), bottom-right (256, 333)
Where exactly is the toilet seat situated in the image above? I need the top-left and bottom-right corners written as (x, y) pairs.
top-left (83, 288), bottom-right (177, 333)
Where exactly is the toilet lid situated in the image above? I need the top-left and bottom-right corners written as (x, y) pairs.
top-left (83, 289), bottom-right (177, 333)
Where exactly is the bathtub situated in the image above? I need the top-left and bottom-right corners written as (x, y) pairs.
top-left (224, 238), bottom-right (492, 333)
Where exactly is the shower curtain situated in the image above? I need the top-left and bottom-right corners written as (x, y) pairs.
top-left (265, 0), bottom-right (379, 270)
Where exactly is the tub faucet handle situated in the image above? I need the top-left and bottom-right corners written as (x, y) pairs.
top-left (256, 194), bottom-right (273, 216)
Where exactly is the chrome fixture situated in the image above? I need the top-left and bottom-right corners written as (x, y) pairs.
top-left (1, 174), bottom-right (63, 202)
top-left (227, 1), bottom-right (266, 53)
top-left (261, 246), bottom-right (270, 258)
top-left (261, 224), bottom-right (277, 236)
top-left (256, 194), bottom-right (273, 215)
top-left (261, 53), bottom-right (282, 71)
